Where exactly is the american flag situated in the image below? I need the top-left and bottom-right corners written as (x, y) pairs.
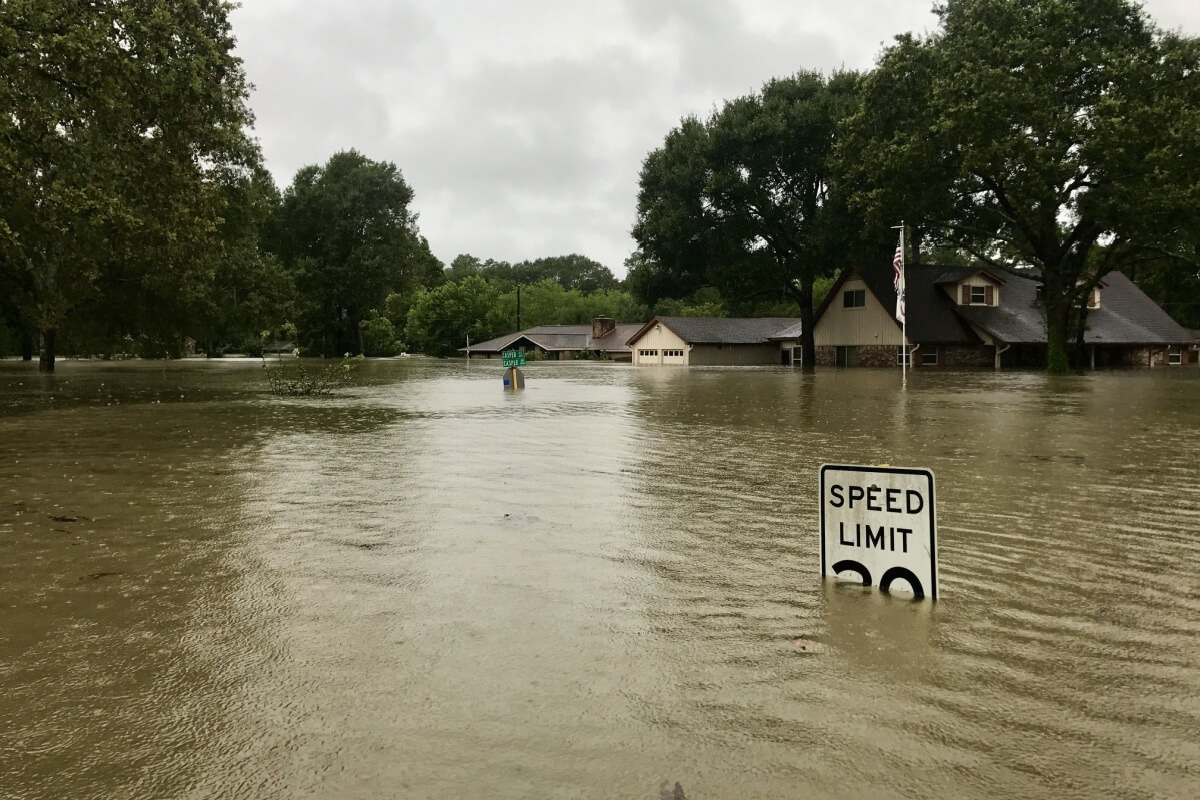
top-left (892, 234), bottom-right (906, 324)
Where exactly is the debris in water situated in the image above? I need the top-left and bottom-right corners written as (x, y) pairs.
top-left (80, 571), bottom-right (123, 581)
top-left (659, 781), bottom-right (687, 800)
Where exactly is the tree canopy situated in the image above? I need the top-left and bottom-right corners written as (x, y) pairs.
top-left (633, 71), bottom-right (878, 369)
top-left (0, 0), bottom-right (260, 369)
top-left (838, 0), bottom-right (1200, 371)
top-left (267, 150), bottom-right (442, 356)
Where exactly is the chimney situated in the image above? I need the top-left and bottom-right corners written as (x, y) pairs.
top-left (592, 316), bottom-right (616, 340)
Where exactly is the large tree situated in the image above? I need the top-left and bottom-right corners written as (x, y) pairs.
top-left (268, 150), bottom-right (440, 356)
top-left (838, 0), bottom-right (1200, 372)
top-left (634, 71), bottom-right (873, 370)
top-left (0, 0), bottom-right (261, 370)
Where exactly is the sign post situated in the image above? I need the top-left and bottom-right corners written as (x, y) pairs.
top-left (501, 349), bottom-right (526, 390)
top-left (819, 464), bottom-right (937, 600)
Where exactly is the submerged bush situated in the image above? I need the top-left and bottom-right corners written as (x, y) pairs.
top-left (263, 355), bottom-right (363, 396)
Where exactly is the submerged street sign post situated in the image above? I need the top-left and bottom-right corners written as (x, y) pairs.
top-left (501, 349), bottom-right (526, 390)
top-left (819, 464), bottom-right (937, 600)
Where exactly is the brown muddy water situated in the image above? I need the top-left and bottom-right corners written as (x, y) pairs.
top-left (1, 358), bottom-right (1199, 800)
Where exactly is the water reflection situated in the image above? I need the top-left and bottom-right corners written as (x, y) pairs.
top-left (1, 360), bottom-right (1198, 798)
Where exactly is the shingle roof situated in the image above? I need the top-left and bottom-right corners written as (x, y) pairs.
top-left (589, 323), bottom-right (642, 353)
top-left (955, 269), bottom-right (1192, 345)
top-left (461, 323), bottom-right (642, 353)
top-left (627, 316), bottom-right (801, 346)
top-left (847, 260), bottom-right (1192, 346)
top-left (854, 264), bottom-right (981, 344)
top-left (768, 320), bottom-right (805, 340)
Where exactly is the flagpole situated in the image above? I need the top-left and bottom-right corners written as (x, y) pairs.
top-left (901, 221), bottom-right (907, 387)
top-left (892, 221), bottom-right (907, 388)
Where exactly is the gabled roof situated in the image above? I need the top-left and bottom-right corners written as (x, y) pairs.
top-left (461, 323), bottom-right (643, 353)
top-left (955, 270), bottom-right (1192, 345)
top-left (818, 263), bottom-right (981, 344)
top-left (589, 323), bottom-right (642, 353)
top-left (933, 268), bottom-right (1006, 286)
top-left (626, 316), bottom-right (801, 346)
top-left (768, 320), bottom-right (805, 340)
top-left (463, 325), bottom-right (589, 353)
top-left (829, 260), bottom-right (1193, 346)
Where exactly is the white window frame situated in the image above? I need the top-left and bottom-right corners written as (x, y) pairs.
top-left (970, 285), bottom-right (987, 304)
top-left (896, 346), bottom-right (910, 366)
top-left (843, 289), bottom-right (866, 309)
top-left (1168, 346), bottom-right (1182, 366)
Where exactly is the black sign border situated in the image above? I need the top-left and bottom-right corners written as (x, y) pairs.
top-left (819, 464), bottom-right (937, 600)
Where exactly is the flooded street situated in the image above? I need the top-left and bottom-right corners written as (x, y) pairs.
top-left (2, 359), bottom-right (1199, 799)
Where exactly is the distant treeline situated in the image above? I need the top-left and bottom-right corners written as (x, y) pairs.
top-left (2, 0), bottom-right (1198, 372)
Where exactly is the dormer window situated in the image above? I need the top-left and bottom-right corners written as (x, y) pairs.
top-left (960, 283), bottom-right (994, 305)
top-left (1088, 287), bottom-right (1100, 309)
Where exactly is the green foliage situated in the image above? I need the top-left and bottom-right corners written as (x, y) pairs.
top-left (812, 276), bottom-right (837, 310)
top-left (651, 288), bottom-right (727, 318)
top-left (404, 275), bottom-right (504, 357)
top-left (1122, 260), bottom-right (1200, 329)
top-left (263, 355), bottom-right (364, 396)
top-left (266, 150), bottom-right (440, 357)
top-left (838, 0), bottom-right (1200, 371)
top-left (491, 280), bottom-right (646, 329)
top-left (360, 311), bottom-right (404, 357)
top-left (634, 71), bottom-right (874, 368)
top-left (0, 0), bottom-right (261, 370)
top-left (443, 252), bottom-right (619, 293)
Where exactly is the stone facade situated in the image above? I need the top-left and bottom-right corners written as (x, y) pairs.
top-left (815, 344), bottom-right (895, 367)
top-left (917, 344), bottom-right (993, 369)
top-left (817, 343), bottom-right (995, 368)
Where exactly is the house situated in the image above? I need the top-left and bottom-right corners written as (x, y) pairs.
top-left (812, 261), bottom-right (1197, 368)
top-left (625, 316), bottom-right (801, 366)
top-left (461, 317), bottom-right (643, 360)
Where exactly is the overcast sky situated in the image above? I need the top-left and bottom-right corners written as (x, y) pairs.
top-left (231, 0), bottom-right (1200, 278)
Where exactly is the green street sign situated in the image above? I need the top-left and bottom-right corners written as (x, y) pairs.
top-left (502, 349), bottom-right (526, 367)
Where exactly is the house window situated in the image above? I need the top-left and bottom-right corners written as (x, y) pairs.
top-left (835, 346), bottom-right (857, 367)
top-left (638, 349), bottom-right (659, 357)
top-left (843, 289), bottom-right (866, 308)
top-left (1088, 288), bottom-right (1101, 309)
top-left (1169, 346), bottom-right (1182, 365)
top-left (896, 346), bottom-right (910, 366)
top-left (922, 347), bottom-right (939, 366)
top-left (663, 349), bottom-right (684, 357)
top-left (970, 285), bottom-right (987, 304)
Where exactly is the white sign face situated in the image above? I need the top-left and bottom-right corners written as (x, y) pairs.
top-left (819, 465), bottom-right (937, 600)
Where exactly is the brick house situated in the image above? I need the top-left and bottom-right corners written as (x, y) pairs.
top-left (811, 262), bottom-right (1197, 369)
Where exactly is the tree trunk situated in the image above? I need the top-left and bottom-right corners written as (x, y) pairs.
top-left (786, 279), bottom-right (817, 373)
top-left (19, 328), bottom-right (34, 361)
top-left (1045, 301), bottom-right (1071, 374)
top-left (38, 328), bottom-right (56, 372)
top-left (799, 283), bottom-right (816, 374)
top-left (1072, 302), bottom-right (1090, 372)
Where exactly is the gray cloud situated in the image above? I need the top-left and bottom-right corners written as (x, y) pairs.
top-left (231, 0), bottom-right (1200, 276)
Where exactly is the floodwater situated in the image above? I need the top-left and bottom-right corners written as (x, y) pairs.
top-left (1, 358), bottom-right (1199, 800)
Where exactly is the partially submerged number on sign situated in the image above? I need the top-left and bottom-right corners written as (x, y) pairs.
top-left (819, 464), bottom-right (937, 600)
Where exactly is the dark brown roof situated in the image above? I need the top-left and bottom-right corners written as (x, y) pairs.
top-left (627, 316), bottom-right (801, 346)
